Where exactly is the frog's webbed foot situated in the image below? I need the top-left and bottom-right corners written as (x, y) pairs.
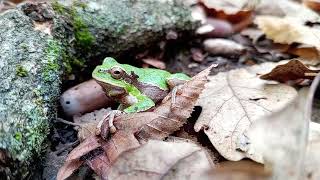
top-left (97, 110), bottom-right (124, 139)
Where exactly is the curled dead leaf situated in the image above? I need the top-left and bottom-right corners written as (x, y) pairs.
top-left (260, 59), bottom-right (320, 83)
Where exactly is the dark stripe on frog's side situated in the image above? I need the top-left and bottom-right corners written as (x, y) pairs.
top-left (133, 81), bottom-right (169, 103)
top-left (124, 71), bottom-right (169, 103)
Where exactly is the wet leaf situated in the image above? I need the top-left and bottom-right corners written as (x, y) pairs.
top-left (107, 140), bottom-right (213, 180)
top-left (260, 59), bottom-right (320, 82)
top-left (194, 62), bottom-right (297, 161)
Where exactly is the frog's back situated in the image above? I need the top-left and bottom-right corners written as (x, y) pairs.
top-left (125, 65), bottom-right (171, 90)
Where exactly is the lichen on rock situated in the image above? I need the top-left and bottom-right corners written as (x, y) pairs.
top-left (0, 9), bottom-right (64, 178)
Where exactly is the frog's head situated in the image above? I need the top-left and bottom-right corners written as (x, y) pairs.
top-left (92, 57), bottom-right (131, 92)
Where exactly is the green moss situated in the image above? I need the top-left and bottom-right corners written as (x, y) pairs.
top-left (52, 1), bottom-right (95, 49)
top-left (43, 39), bottom-right (62, 82)
top-left (72, 15), bottom-right (95, 48)
top-left (52, 0), bottom-right (66, 14)
top-left (16, 65), bottom-right (28, 77)
top-left (73, 1), bottom-right (88, 9)
top-left (14, 132), bottom-right (22, 141)
top-left (62, 52), bottom-right (86, 74)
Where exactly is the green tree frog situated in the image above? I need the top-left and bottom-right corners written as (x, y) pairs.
top-left (92, 57), bottom-right (191, 133)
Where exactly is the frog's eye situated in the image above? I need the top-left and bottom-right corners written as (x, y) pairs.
top-left (110, 67), bottom-right (124, 79)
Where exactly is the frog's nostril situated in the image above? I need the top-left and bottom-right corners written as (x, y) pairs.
top-left (66, 101), bottom-right (70, 104)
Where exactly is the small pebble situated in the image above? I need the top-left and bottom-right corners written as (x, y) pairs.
top-left (197, 18), bottom-right (234, 38)
top-left (203, 38), bottom-right (245, 56)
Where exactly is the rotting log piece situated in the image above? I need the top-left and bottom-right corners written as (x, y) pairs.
top-left (0, 0), bottom-right (197, 178)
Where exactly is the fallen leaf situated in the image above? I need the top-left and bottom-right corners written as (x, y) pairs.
top-left (201, 160), bottom-right (270, 180)
top-left (134, 65), bottom-right (213, 140)
top-left (255, 16), bottom-right (320, 50)
top-left (304, 135), bottom-right (320, 180)
top-left (194, 62), bottom-right (297, 161)
top-left (256, 0), bottom-right (320, 23)
top-left (200, 0), bottom-right (257, 14)
top-left (57, 160), bottom-right (83, 180)
top-left (246, 89), bottom-right (310, 180)
top-left (288, 45), bottom-right (320, 61)
top-left (65, 135), bottom-right (101, 162)
top-left (245, 74), bottom-right (320, 180)
top-left (304, 0), bottom-right (320, 12)
top-left (107, 140), bottom-right (213, 180)
top-left (74, 108), bottom-right (111, 141)
top-left (260, 59), bottom-right (320, 82)
top-left (241, 28), bottom-right (265, 44)
top-left (142, 58), bottom-right (166, 69)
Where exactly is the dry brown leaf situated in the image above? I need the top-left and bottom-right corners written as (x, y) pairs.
top-left (255, 16), bottom-right (320, 50)
top-left (56, 160), bottom-right (83, 180)
top-left (137, 66), bottom-right (212, 140)
top-left (200, 0), bottom-right (258, 14)
top-left (107, 140), bottom-right (213, 180)
top-left (142, 58), bottom-right (166, 69)
top-left (247, 89), bottom-right (310, 180)
top-left (304, 0), bottom-right (320, 12)
top-left (260, 59), bottom-right (320, 82)
top-left (201, 160), bottom-right (270, 180)
top-left (288, 45), bottom-right (320, 61)
top-left (245, 75), bottom-right (320, 180)
top-left (66, 135), bottom-right (101, 162)
top-left (256, 0), bottom-right (320, 22)
top-left (194, 62), bottom-right (297, 161)
top-left (74, 108), bottom-right (111, 141)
